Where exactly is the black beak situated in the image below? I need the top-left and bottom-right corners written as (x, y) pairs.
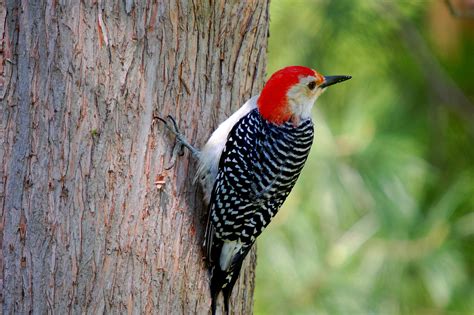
top-left (320, 75), bottom-right (352, 88)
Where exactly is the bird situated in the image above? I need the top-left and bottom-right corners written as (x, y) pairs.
top-left (160, 66), bottom-right (351, 314)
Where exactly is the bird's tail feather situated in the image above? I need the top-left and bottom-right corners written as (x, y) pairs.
top-left (210, 246), bottom-right (251, 314)
top-left (210, 265), bottom-right (236, 315)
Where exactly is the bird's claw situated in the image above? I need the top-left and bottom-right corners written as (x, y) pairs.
top-left (156, 115), bottom-right (181, 137)
top-left (156, 115), bottom-right (186, 169)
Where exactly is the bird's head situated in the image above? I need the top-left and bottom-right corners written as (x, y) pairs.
top-left (257, 66), bottom-right (351, 125)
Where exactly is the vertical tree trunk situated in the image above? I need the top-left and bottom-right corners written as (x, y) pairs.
top-left (1, 1), bottom-right (269, 313)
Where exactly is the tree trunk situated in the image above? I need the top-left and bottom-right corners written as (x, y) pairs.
top-left (0, 1), bottom-right (269, 314)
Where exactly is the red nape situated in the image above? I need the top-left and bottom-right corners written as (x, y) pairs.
top-left (257, 66), bottom-right (316, 125)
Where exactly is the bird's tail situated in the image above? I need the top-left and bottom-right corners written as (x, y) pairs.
top-left (210, 257), bottom-right (246, 315)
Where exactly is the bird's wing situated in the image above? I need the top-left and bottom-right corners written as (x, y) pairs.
top-left (204, 109), bottom-right (262, 262)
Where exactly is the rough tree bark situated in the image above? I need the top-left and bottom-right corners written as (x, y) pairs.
top-left (0, 1), bottom-right (269, 314)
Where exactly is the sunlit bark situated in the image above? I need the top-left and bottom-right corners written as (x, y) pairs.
top-left (1, 1), bottom-right (269, 313)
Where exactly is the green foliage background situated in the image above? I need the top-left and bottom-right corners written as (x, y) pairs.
top-left (255, 1), bottom-right (474, 314)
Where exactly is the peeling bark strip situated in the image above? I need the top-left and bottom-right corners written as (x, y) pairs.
top-left (1, 1), bottom-right (269, 314)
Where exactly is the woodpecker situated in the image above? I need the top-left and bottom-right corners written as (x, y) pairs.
top-left (160, 66), bottom-right (350, 314)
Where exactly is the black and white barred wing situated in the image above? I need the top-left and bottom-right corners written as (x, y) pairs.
top-left (205, 108), bottom-right (314, 260)
top-left (204, 109), bottom-right (314, 312)
top-left (204, 109), bottom-right (263, 262)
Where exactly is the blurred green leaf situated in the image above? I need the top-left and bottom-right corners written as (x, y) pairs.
top-left (255, 1), bottom-right (474, 314)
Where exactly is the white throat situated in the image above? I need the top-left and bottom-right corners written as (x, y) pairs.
top-left (286, 76), bottom-right (325, 122)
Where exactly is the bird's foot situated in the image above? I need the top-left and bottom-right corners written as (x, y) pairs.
top-left (156, 115), bottom-right (200, 169)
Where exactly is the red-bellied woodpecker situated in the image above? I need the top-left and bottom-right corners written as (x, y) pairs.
top-left (160, 66), bottom-right (351, 314)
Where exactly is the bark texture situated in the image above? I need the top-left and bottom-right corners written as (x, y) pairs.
top-left (0, 1), bottom-right (269, 313)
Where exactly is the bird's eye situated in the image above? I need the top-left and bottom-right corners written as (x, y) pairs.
top-left (307, 81), bottom-right (316, 90)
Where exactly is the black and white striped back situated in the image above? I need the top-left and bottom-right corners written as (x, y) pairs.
top-left (205, 108), bottom-right (314, 312)
top-left (207, 108), bottom-right (314, 249)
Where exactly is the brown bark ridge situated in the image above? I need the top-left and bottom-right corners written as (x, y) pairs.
top-left (1, 1), bottom-right (269, 314)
